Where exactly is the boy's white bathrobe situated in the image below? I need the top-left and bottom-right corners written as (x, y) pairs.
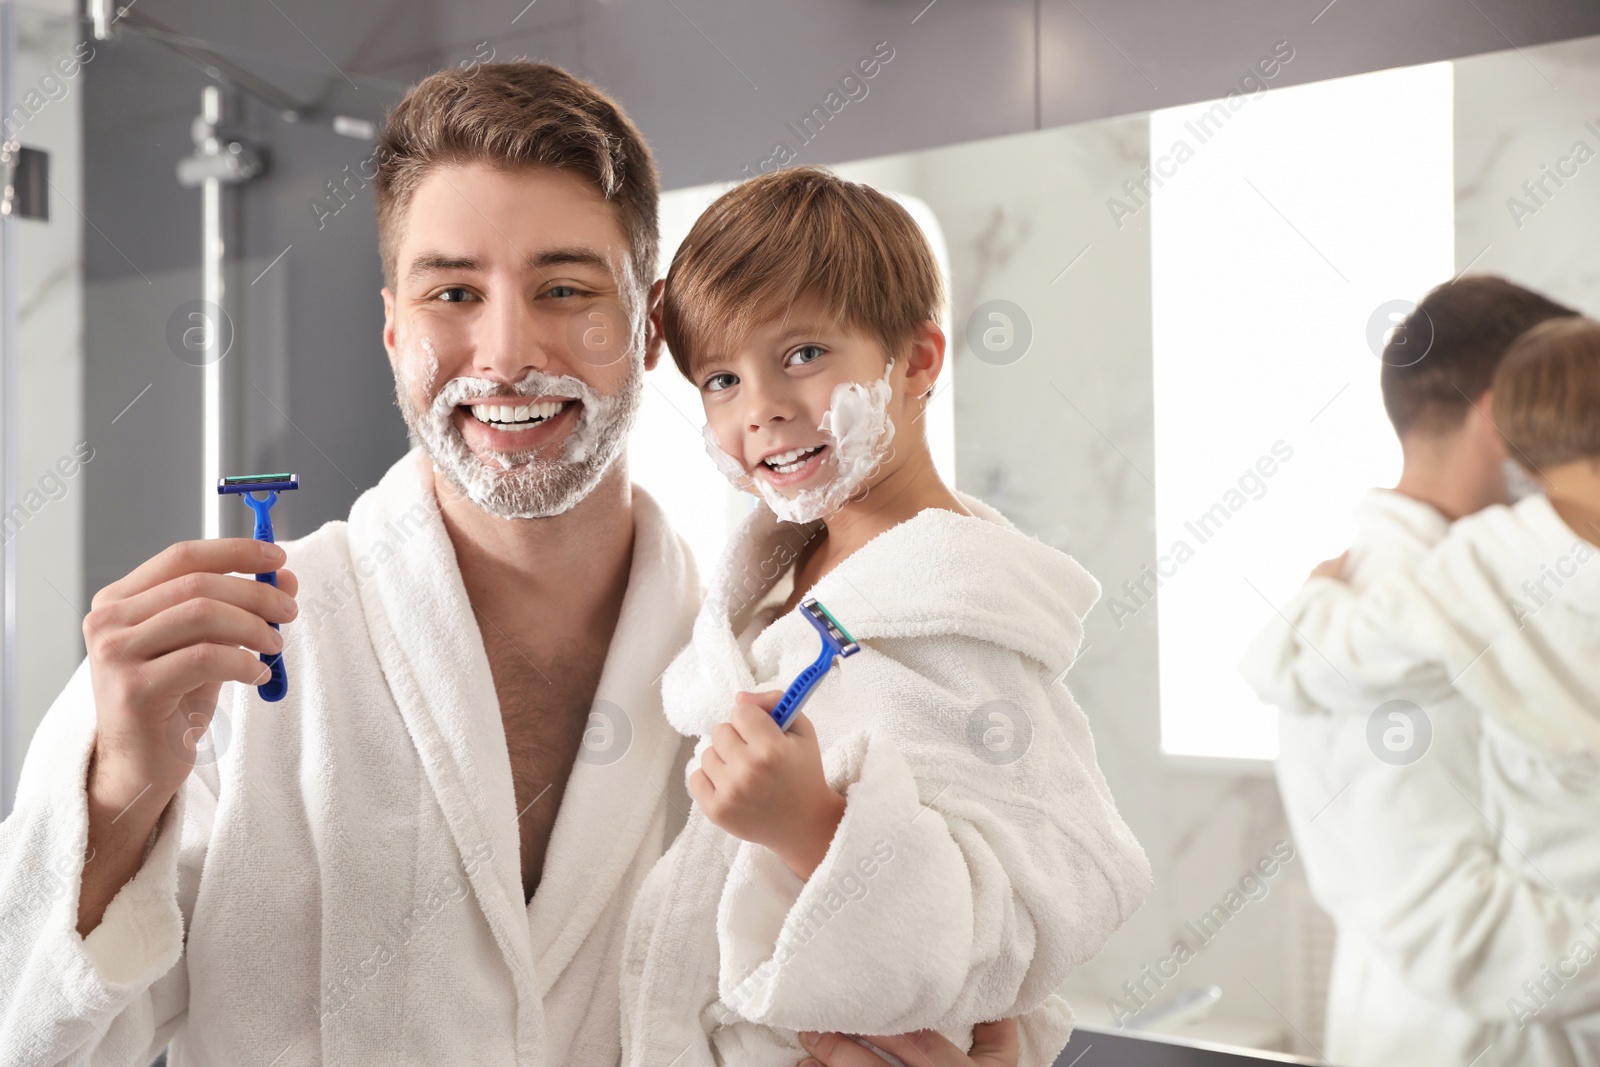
top-left (1244, 491), bottom-right (1600, 1066)
top-left (0, 447), bottom-right (700, 1066)
top-left (620, 493), bottom-right (1152, 1067)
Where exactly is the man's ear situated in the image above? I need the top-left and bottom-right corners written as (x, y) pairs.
top-left (380, 286), bottom-right (398, 365)
top-left (642, 278), bottom-right (667, 372)
top-left (903, 319), bottom-right (947, 400)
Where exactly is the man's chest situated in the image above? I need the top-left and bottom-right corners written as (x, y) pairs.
top-left (483, 638), bottom-right (608, 904)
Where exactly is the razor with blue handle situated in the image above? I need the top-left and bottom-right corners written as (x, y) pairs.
top-left (217, 473), bottom-right (298, 702)
top-left (769, 598), bottom-right (859, 731)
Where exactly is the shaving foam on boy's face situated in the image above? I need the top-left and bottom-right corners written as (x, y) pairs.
top-left (703, 357), bottom-right (898, 524)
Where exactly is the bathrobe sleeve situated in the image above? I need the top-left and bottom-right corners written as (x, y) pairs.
top-left (1259, 577), bottom-right (1600, 1023)
top-left (712, 636), bottom-right (1150, 1036)
top-left (0, 657), bottom-right (210, 1065)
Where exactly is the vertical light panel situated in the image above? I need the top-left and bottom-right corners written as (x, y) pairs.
top-left (1150, 63), bottom-right (1454, 760)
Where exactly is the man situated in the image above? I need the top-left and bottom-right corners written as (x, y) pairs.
top-left (1242, 276), bottom-right (1600, 1065)
top-left (0, 63), bottom-right (1015, 1067)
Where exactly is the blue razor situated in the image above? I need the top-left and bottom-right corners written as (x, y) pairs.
top-left (217, 473), bottom-right (298, 702)
top-left (770, 598), bottom-right (859, 731)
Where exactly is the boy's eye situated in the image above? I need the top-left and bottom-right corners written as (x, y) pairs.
top-left (703, 372), bottom-right (738, 393)
top-left (785, 344), bottom-right (825, 367)
top-left (545, 285), bottom-right (581, 299)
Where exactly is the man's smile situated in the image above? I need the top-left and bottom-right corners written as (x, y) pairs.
top-left (455, 397), bottom-right (580, 453)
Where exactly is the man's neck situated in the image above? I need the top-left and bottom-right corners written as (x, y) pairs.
top-left (435, 459), bottom-right (637, 645)
top-left (1393, 437), bottom-right (1502, 522)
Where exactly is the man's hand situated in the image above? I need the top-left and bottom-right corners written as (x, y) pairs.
top-left (688, 691), bottom-right (845, 879)
top-left (798, 1018), bottom-right (1020, 1067)
top-left (78, 538), bottom-right (298, 935)
top-left (1310, 550), bottom-right (1350, 583)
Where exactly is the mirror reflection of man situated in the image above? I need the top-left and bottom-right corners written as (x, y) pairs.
top-left (1243, 277), bottom-right (1600, 1066)
top-left (0, 62), bottom-right (1016, 1067)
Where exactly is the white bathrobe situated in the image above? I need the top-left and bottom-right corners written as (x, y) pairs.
top-left (1243, 491), bottom-right (1600, 1066)
top-left (0, 447), bottom-right (700, 1067)
top-left (620, 494), bottom-right (1152, 1067)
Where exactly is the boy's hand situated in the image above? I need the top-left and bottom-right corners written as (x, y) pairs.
top-left (689, 691), bottom-right (846, 879)
top-left (1310, 549), bottom-right (1350, 582)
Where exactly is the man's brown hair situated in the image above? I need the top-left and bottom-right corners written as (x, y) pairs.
top-left (373, 62), bottom-right (659, 298)
top-left (661, 165), bottom-right (945, 380)
top-left (1381, 275), bottom-right (1576, 437)
top-left (1494, 316), bottom-right (1600, 471)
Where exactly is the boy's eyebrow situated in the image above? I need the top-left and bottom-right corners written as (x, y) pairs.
top-left (405, 245), bottom-right (617, 284)
top-left (769, 319), bottom-right (838, 343)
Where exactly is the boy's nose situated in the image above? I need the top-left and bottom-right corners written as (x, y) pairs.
top-left (740, 371), bottom-right (798, 431)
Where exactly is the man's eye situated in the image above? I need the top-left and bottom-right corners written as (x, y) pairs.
top-left (704, 372), bottom-right (738, 393)
top-left (786, 344), bottom-right (825, 367)
top-left (436, 287), bottom-right (473, 303)
top-left (546, 285), bottom-right (581, 299)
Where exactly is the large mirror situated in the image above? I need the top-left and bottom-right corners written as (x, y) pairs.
top-left (2, 5), bottom-right (1598, 1063)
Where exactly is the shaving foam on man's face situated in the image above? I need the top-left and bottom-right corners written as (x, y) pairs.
top-left (383, 163), bottom-right (651, 519)
top-left (696, 305), bottom-right (903, 524)
top-left (396, 337), bottom-right (643, 519)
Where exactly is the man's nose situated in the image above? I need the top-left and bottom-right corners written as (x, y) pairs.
top-left (474, 291), bottom-right (546, 383)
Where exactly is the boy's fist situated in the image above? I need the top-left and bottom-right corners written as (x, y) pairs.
top-left (688, 691), bottom-right (846, 878)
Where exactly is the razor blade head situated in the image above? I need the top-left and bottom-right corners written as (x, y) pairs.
top-left (800, 597), bottom-right (859, 657)
top-left (217, 473), bottom-right (299, 495)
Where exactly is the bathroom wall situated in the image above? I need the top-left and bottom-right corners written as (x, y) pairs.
top-left (1454, 32), bottom-right (1600, 310)
top-left (6, 0), bottom-right (88, 807)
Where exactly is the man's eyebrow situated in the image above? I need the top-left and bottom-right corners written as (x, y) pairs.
top-left (406, 252), bottom-right (483, 283)
top-left (528, 246), bottom-right (616, 275)
top-left (404, 246), bottom-right (616, 284)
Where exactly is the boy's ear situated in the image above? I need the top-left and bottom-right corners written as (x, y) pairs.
top-left (644, 278), bottom-right (667, 371)
top-left (903, 319), bottom-right (947, 399)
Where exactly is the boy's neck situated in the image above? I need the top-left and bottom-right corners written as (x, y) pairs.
top-left (789, 445), bottom-right (969, 604)
top-left (1543, 458), bottom-right (1600, 548)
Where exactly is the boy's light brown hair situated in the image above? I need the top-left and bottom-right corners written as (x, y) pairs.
top-left (1494, 316), bottom-right (1600, 471)
top-left (662, 165), bottom-right (945, 380)
top-left (373, 62), bottom-right (659, 298)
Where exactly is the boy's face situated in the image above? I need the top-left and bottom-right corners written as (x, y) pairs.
top-left (694, 294), bottom-right (916, 502)
top-left (380, 161), bottom-right (662, 518)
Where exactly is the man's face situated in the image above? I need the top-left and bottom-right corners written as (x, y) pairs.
top-left (381, 162), bottom-right (659, 519)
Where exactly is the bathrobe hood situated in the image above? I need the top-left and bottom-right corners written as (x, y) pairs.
top-left (665, 491), bottom-right (1101, 738)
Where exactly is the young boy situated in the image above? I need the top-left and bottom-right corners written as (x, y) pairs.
top-left (1257, 316), bottom-right (1600, 1064)
top-left (619, 166), bottom-right (1151, 1066)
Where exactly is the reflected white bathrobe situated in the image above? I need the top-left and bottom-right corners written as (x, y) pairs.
top-left (0, 447), bottom-right (700, 1067)
top-left (620, 494), bottom-right (1152, 1067)
top-left (1244, 491), bottom-right (1600, 1066)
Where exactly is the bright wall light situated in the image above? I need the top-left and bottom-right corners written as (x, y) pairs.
top-left (633, 181), bottom-right (955, 581)
top-left (1150, 62), bottom-right (1455, 760)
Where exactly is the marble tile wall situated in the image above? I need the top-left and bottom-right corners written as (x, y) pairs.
top-left (1455, 33), bottom-right (1600, 313)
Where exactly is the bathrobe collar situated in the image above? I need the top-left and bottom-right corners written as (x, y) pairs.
top-left (350, 448), bottom-right (698, 1032)
top-left (665, 491), bottom-right (1101, 737)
